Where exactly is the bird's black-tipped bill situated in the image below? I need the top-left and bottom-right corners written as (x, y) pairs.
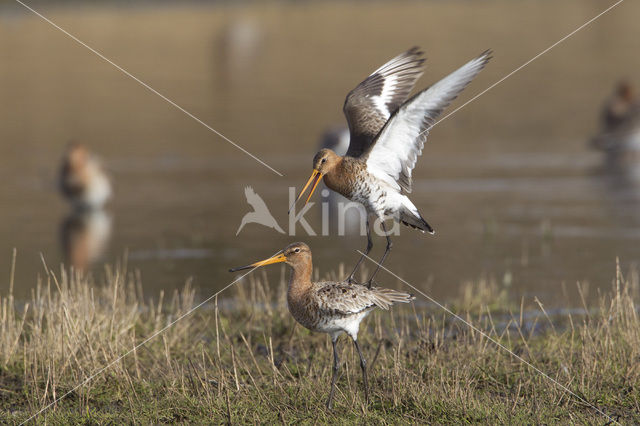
top-left (288, 169), bottom-right (322, 214)
top-left (229, 252), bottom-right (287, 272)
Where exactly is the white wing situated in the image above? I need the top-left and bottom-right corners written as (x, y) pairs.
top-left (365, 50), bottom-right (491, 193)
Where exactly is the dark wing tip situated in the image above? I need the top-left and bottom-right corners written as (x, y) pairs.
top-left (406, 46), bottom-right (425, 57)
top-left (478, 49), bottom-right (493, 64)
top-left (405, 46), bottom-right (426, 66)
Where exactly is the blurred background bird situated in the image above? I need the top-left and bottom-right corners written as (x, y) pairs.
top-left (59, 143), bottom-right (113, 271)
top-left (59, 143), bottom-right (112, 211)
top-left (591, 80), bottom-right (640, 166)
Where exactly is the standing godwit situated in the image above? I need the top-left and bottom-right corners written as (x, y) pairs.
top-left (59, 143), bottom-right (112, 210)
top-left (291, 47), bottom-right (491, 285)
top-left (229, 242), bottom-right (414, 409)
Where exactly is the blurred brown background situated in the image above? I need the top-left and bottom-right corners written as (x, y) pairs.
top-left (0, 0), bottom-right (638, 304)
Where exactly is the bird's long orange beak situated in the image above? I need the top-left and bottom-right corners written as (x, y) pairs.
top-left (229, 252), bottom-right (287, 272)
top-left (288, 169), bottom-right (322, 214)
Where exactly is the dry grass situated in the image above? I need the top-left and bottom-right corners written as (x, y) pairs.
top-left (0, 253), bottom-right (639, 424)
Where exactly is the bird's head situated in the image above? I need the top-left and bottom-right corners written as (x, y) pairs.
top-left (288, 149), bottom-right (340, 213)
top-left (229, 242), bottom-right (311, 272)
top-left (66, 142), bottom-right (89, 172)
top-left (312, 148), bottom-right (341, 174)
top-left (616, 79), bottom-right (635, 103)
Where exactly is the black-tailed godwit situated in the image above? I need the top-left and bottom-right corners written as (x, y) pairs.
top-left (291, 47), bottom-right (491, 285)
top-left (229, 242), bottom-right (413, 409)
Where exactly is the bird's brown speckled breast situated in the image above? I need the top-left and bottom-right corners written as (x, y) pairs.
top-left (322, 157), bottom-right (363, 199)
top-left (287, 292), bottom-right (321, 331)
top-left (325, 157), bottom-right (388, 218)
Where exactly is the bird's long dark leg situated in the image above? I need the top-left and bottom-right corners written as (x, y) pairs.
top-left (352, 338), bottom-right (369, 404)
top-left (366, 221), bottom-right (392, 287)
top-left (346, 218), bottom-right (372, 284)
top-left (326, 337), bottom-right (340, 410)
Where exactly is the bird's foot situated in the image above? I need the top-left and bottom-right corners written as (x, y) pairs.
top-left (365, 278), bottom-right (378, 289)
top-left (346, 275), bottom-right (360, 285)
top-left (325, 398), bottom-right (334, 410)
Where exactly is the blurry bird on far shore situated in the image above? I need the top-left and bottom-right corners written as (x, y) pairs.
top-left (59, 142), bottom-right (112, 210)
top-left (591, 80), bottom-right (640, 165)
top-left (59, 142), bottom-right (112, 271)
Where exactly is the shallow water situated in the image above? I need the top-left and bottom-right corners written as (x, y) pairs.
top-left (0, 0), bottom-right (639, 305)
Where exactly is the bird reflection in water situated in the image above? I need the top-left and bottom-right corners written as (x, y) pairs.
top-left (59, 143), bottom-right (113, 272)
top-left (60, 210), bottom-right (112, 272)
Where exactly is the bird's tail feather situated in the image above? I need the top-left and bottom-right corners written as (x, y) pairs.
top-left (371, 288), bottom-right (415, 310)
top-left (400, 207), bottom-right (434, 234)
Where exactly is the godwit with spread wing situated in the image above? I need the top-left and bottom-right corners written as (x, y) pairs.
top-left (60, 143), bottom-right (112, 210)
top-left (290, 47), bottom-right (491, 286)
top-left (229, 242), bottom-right (413, 409)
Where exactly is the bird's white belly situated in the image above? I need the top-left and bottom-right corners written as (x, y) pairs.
top-left (350, 178), bottom-right (390, 219)
top-left (312, 310), bottom-right (371, 338)
top-left (626, 128), bottom-right (640, 150)
top-left (84, 171), bottom-right (112, 209)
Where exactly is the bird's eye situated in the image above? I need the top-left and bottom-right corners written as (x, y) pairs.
top-left (294, 248), bottom-right (300, 253)
top-left (321, 158), bottom-right (326, 163)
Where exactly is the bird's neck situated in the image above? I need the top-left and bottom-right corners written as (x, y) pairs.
top-left (323, 157), bottom-right (355, 197)
top-left (287, 261), bottom-right (313, 301)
